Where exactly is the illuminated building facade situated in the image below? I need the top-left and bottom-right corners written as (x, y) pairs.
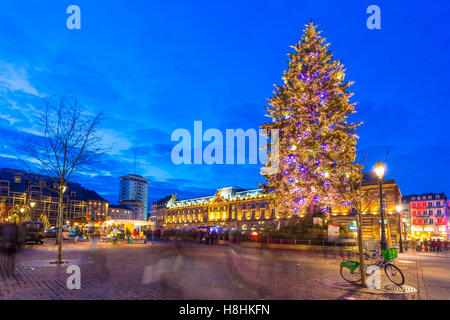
top-left (165, 187), bottom-right (274, 232)
top-left (0, 168), bottom-right (108, 225)
top-left (403, 193), bottom-right (449, 241)
top-left (164, 174), bottom-right (403, 242)
top-left (331, 173), bottom-right (402, 243)
top-left (108, 204), bottom-right (134, 220)
top-left (150, 194), bottom-right (177, 226)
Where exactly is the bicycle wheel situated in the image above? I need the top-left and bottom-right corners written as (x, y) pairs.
top-left (340, 265), bottom-right (362, 283)
top-left (384, 263), bottom-right (404, 285)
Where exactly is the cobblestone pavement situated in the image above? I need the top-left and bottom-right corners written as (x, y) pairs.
top-left (0, 240), bottom-right (447, 300)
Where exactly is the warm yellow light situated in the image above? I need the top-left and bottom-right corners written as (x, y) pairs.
top-left (396, 205), bottom-right (402, 213)
top-left (20, 208), bottom-right (25, 213)
top-left (374, 160), bottom-right (385, 179)
top-left (31, 202), bottom-right (36, 207)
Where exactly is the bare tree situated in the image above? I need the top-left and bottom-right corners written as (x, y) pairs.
top-left (17, 94), bottom-right (105, 264)
top-left (347, 155), bottom-right (374, 287)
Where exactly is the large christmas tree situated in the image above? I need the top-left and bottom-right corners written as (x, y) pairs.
top-left (261, 22), bottom-right (362, 218)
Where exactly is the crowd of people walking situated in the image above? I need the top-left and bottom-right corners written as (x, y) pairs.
top-left (411, 239), bottom-right (447, 252)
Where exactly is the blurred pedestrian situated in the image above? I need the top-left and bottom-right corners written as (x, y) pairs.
top-left (436, 239), bottom-right (442, 252)
top-left (0, 223), bottom-right (20, 275)
top-left (199, 230), bottom-right (204, 244)
top-left (213, 231), bottom-right (218, 245)
top-left (90, 227), bottom-right (100, 256)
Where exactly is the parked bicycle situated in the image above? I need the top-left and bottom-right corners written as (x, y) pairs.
top-left (340, 247), bottom-right (404, 286)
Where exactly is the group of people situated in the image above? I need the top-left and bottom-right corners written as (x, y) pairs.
top-left (143, 228), bottom-right (161, 241)
top-left (412, 239), bottom-right (447, 252)
top-left (197, 229), bottom-right (219, 245)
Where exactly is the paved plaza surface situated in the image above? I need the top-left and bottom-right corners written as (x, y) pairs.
top-left (0, 240), bottom-right (448, 300)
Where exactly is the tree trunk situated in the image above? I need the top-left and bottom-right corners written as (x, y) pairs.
top-left (357, 212), bottom-right (366, 286)
top-left (57, 191), bottom-right (63, 264)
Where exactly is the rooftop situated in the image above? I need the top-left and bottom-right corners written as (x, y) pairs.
top-left (0, 168), bottom-right (107, 203)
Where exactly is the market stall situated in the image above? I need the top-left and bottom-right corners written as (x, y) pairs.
top-left (101, 219), bottom-right (154, 244)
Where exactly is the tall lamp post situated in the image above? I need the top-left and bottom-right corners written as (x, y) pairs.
top-left (396, 205), bottom-right (404, 253)
top-left (374, 161), bottom-right (388, 251)
top-left (402, 218), bottom-right (407, 251)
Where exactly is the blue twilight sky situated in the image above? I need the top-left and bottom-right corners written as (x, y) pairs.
top-left (0, 0), bottom-right (449, 205)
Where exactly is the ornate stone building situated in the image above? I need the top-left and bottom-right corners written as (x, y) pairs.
top-left (150, 194), bottom-right (177, 226)
top-left (164, 173), bottom-right (403, 242)
top-left (331, 173), bottom-right (402, 243)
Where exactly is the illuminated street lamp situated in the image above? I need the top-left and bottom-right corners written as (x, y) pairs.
top-left (30, 202), bottom-right (36, 220)
top-left (396, 205), bottom-right (404, 253)
top-left (374, 161), bottom-right (388, 251)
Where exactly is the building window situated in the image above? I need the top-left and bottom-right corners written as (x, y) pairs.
top-left (14, 176), bottom-right (21, 183)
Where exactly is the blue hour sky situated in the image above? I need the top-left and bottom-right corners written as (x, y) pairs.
top-left (0, 0), bottom-right (449, 205)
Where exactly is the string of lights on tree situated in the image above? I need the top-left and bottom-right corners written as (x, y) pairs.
top-left (260, 22), bottom-right (362, 218)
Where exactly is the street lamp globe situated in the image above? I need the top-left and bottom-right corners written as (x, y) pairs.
top-left (20, 208), bottom-right (25, 213)
top-left (374, 160), bottom-right (385, 179)
top-left (31, 202), bottom-right (35, 208)
top-left (396, 205), bottom-right (402, 213)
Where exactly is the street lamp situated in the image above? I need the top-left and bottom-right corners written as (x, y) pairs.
top-left (374, 160), bottom-right (388, 251)
top-left (396, 205), bottom-right (404, 253)
top-left (30, 202), bottom-right (36, 220)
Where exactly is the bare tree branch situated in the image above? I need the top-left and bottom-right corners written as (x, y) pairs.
top-left (14, 93), bottom-right (106, 264)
